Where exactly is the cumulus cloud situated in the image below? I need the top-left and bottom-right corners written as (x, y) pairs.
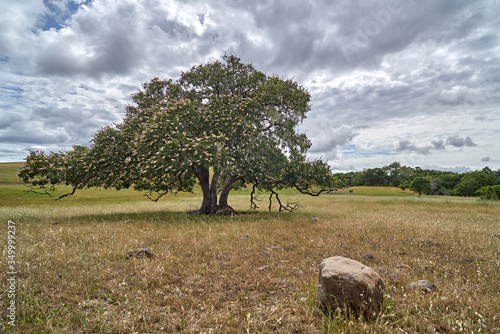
top-left (306, 121), bottom-right (360, 161)
top-left (431, 139), bottom-right (446, 150)
top-left (481, 157), bottom-right (490, 162)
top-left (396, 140), bottom-right (432, 155)
top-left (442, 86), bottom-right (478, 105)
top-left (396, 135), bottom-right (479, 157)
top-left (446, 135), bottom-right (477, 147)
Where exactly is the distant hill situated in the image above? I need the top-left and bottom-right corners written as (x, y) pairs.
top-left (0, 162), bottom-right (22, 184)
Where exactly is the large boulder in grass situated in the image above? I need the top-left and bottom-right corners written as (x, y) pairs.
top-left (318, 256), bottom-right (384, 318)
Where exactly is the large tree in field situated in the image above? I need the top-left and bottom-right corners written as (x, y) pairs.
top-left (18, 55), bottom-right (339, 214)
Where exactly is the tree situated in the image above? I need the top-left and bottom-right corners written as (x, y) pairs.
top-left (384, 162), bottom-right (415, 187)
top-left (364, 168), bottom-right (388, 186)
top-left (18, 55), bottom-right (340, 214)
top-left (476, 185), bottom-right (500, 200)
top-left (409, 177), bottom-right (431, 197)
top-left (452, 171), bottom-right (496, 197)
top-left (350, 170), bottom-right (366, 186)
top-left (399, 181), bottom-right (410, 192)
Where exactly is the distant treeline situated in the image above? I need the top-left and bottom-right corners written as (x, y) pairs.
top-left (334, 162), bottom-right (500, 199)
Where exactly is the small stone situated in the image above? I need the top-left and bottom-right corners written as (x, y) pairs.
top-left (125, 220), bottom-right (134, 224)
top-left (409, 280), bottom-right (437, 294)
top-left (376, 268), bottom-right (399, 280)
top-left (258, 266), bottom-right (271, 271)
top-left (297, 270), bottom-right (305, 276)
top-left (260, 251), bottom-right (272, 256)
top-left (311, 216), bottom-right (319, 223)
top-left (389, 272), bottom-right (399, 280)
top-left (361, 253), bottom-right (374, 260)
top-left (52, 221), bottom-right (59, 225)
top-left (127, 248), bottom-right (154, 259)
top-left (239, 234), bottom-right (250, 240)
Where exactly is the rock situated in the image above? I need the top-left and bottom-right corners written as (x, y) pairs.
top-left (408, 280), bottom-right (437, 294)
top-left (125, 220), bottom-right (134, 224)
top-left (127, 248), bottom-right (155, 259)
top-left (318, 256), bottom-right (384, 318)
top-left (361, 253), bottom-right (374, 260)
top-left (239, 234), bottom-right (250, 240)
top-left (375, 267), bottom-right (399, 281)
top-left (259, 251), bottom-right (272, 256)
top-left (311, 216), bottom-right (319, 223)
top-left (258, 266), bottom-right (271, 271)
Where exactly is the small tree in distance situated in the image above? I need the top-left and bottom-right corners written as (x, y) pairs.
top-left (409, 177), bottom-right (431, 197)
top-left (18, 55), bottom-right (340, 214)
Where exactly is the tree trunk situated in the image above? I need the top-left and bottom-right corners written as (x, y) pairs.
top-left (218, 175), bottom-right (235, 209)
top-left (194, 170), bottom-right (236, 215)
top-left (196, 168), bottom-right (216, 214)
top-left (196, 168), bottom-right (208, 213)
top-left (210, 170), bottom-right (220, 210)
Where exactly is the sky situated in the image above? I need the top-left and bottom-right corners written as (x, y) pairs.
top-left (1, 0), bottom-right (499, 172)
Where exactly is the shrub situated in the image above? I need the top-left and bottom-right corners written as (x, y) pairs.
top-left (476, 185), bottom-right (500, 200)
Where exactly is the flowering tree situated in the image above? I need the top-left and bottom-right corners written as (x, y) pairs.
top-left (18, 55), bottom-right (340, 214)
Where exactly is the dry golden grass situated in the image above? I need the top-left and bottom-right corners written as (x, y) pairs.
top-left (1, 191), bottom-right (499, 333)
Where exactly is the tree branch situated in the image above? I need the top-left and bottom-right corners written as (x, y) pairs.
top-left (26, 184), bottom-right (79, 201)
top-left (144, 170), bottom-right (186, 202)
top-left (265, 184), bottom-right (299, 212)
top-left (250, 182), bottom-right (262, 210)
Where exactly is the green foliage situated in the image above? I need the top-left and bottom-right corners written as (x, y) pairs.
top-left (399, 181), bottom-right (410, 191)
top-left (18, 55), bottom-right (338, 211)
top-left (452, 171), bottom-right (497, 197)
top-left (385, 162), bottom-right (414, 187)
top-left (476, 185), bottom-right (500, 200)
top-left (409, 177), bottom-right (431, 197)
top-left (364, 168), bottom-right (388, 186)
top-left (335, 162), bottom-right (500, 198)
top-left (350, 171), bottom-right (366, 186)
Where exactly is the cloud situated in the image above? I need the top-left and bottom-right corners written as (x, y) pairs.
top-left (307, 122), bottom-right (360, 160)
top-left (420, 165), bottom-right (471, 173)
top-left (34, 1), bottom-right (145, 78)
top-left (0, 132), bottom-right (69, 145)
top-left (396, 140), bottom-right (432, 155)
top-left (431, 139), bottom-right (446, 150)
top-left (481, 157), bottom-right (490, 162)
top-left (433, 85), bottom-right (481, 106)
top-left (446, 135), bottom-right (477, 147)
top-left (396, 136), bottom-right (478, 156)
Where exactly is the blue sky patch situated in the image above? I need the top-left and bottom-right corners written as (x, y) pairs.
top-left (41, 0), bottom-right (82, 31)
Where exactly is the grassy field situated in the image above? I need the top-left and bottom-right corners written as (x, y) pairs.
top-left (0, 162), bottom-right (23, 184)
top-left (0, 164), bottom-right (499, 333)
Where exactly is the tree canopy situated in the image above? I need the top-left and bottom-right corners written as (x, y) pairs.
top-left (18, 55), bottom-right (339, 214)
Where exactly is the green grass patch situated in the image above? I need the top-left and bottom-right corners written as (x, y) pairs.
top-left (0, 162), bottom-right (22, 184)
